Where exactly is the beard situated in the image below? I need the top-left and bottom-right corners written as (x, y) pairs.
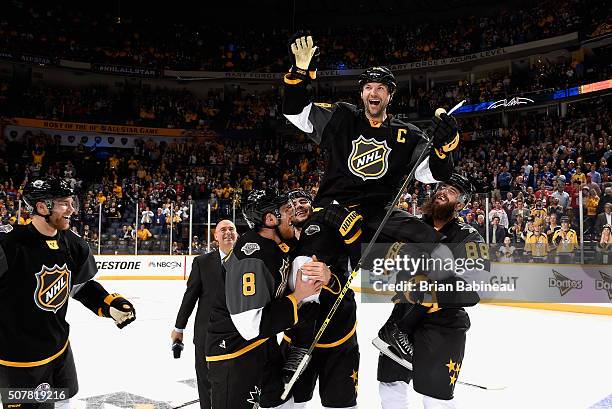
top-left (49, 213), bottom-right (70, 230)
top-left (422, 197), bottom-right (457, 221)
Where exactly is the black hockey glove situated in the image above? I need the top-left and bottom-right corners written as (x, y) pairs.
top-left (288, 32), bottom-right (319, 81)
top-left (100, 293), bottom-right (136, 329)
top-left (313, 204), bottom-right (363, 244)
top-left (431, 109), bottom-right (459, 159)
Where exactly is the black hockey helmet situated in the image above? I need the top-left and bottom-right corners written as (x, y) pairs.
top-left (358, 66), bottom-right (397, 94)
top-left (286, 189), bottom-right (313, 203)
top-left (437, 173), bottom-right (475, 204)
top-left (23, 177), bottom-right (76, 216)
top-left (242, 188), bottom-right (287, 229)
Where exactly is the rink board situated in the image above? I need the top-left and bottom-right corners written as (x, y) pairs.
top-left (93, 255), bottom-right (612, 315)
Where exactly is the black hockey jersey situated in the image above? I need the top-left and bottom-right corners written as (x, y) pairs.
top-left (0, 224), bottom-right (98, 366)
top-left (425, 216), bottom-right (489, 308)
top-left (206, 230), bottom-right (297, 362)
top-left (283, 79), bottom-right (453, 208)
top-left (288, 219), bottom-right (357, 347)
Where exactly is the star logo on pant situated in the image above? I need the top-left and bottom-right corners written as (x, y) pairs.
top-left (247, 386), bottom-right (261, 406)
top-left (350, 369), bottom-right (359, 393)
top-left (445, 358), bottom-right (461, 386)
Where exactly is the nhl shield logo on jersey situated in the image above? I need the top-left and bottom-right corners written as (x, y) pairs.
top-left (348, 135), bottom-right (391, 180)
top-left (34, 264), bottom-right (71, 313)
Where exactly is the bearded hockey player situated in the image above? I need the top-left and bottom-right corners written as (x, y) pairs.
top-left (282, 35), bottom-right (460, 247)
top-left (0, 177), bottom-right (135, 409)
top-left (281, 189), bottom-right (359, 409)
top-left (205, 189), bottom-right (320, 409)
top-left (375, 174), bottom-right (486, 409)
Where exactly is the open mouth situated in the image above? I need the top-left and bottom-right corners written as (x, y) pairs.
top-left (63, 216), bottom-right (71, 221)
top-left (368, 99), bottom-right (381, 107)
top-left (434, 194), bottom-right (448, 203)
top-left (296, 209), bottom-right (307, 217)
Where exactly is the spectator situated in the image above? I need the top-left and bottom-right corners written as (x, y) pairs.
top-left (597, 187), bottom-right (612, 214)
top-left (496, 237), bottom-right (517, 262)
top-left (545, 213), bottom-right (561, 238)
top-left (509, 214), bottom-right (526, 244)
top-left (588, 163), bottom-right (602, 186)
top-left (552, 216), bottom-right (579, 261)
top-left (489, 201), bottom-right (509, 229)
top-left (524, 224), bottom-right (549, 262)
top-left (141, 206), bottom-right (154, 227)
top-left (530, 200), bottom-right (548, 226)
top-left (497, 167), bottom-right (513, 195)
top-left (551, 183), bottom-right (570, 209)
top-left (585, 187), bottom-right (600, 236)
top-left (594, 203), bottom-right (612, 234)
top-left (473, 214), bottom-right (487, 239)
top-left (596, 225), bottom-right (612, 262)
top-left (137, 224), bottom-right (152, 241)
top-left (490, 216), bottom-right (506, 245)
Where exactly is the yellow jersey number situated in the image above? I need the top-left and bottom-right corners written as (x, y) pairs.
top-left (464, 242), bottom-right (489, 260)
top-left (242, 272), bottom-right (256, 296)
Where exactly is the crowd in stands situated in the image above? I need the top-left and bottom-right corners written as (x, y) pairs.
top-left (0, 0), bottom-right (610, 258)
top-left (1, 81), bottom-right (280, 132)
top-left (1, 94), bottom-right (610, 260)
top-left (2, 43), bottom-right (609, 131)
top-left (1, 0), bottom-right (609, 71)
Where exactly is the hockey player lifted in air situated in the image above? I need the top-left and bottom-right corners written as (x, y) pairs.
top-left (0, 177), bottom-right (136, 409)
top-left (282, 35), bottom-right (460, 248)
top-left (375, 174), bottom-right (487, 409)
top-left (205, 189), bottom-right (320, 409)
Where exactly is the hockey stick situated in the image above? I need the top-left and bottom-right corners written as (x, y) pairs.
top-left (172, 398), bottom-right (199, 409)
top-left (372, 338), bottom-right (506, 391)
top-left (281, 101), bottom-right (466, 400)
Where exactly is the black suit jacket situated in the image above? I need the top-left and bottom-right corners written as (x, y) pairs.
top-left (490, 225), bottom-right (507, 244)
top-left (595, 212), bottom-right (612, 234)
top-left (175, 250), bottom-right (224, 347)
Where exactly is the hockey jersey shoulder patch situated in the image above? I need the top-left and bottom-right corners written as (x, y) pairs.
top-left (304, 224), bottom-right (321, 236)
top-left (0, 224), bottom-right (13, 234)
top-left (241, 242), bottom-right (260, 256)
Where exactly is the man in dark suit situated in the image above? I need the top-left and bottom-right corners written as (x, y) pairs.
top-left (171, 219), bottom-right (237, 409)
top-left (595, 203), bottom-right (612, 235)
top-left (490, 215), bottom-right (507, 245)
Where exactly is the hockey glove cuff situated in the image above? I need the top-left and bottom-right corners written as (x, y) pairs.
top-left (431, 109), bottom-right (459, 159)
top-left (100, 293), bottom-right (136, 329)
top-left (313, 204), bottom-right (363, 244)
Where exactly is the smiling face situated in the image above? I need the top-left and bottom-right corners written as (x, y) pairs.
top-left (214, 220), bottom-right (237, 251)
top-left (288, 197), bottom-right (312, 228)
top-left (429, 184), bottom-right (463, 221)
top-left (361, 82), bottom-right (392, 121)
top-left (37, 197), bottom-right (76, 231)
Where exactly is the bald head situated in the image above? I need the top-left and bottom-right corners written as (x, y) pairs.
top-left (214, 219), bottom-right (237, 254)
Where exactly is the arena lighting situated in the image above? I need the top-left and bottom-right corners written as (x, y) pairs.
top-left (455, 78), bottom-right (612, 113)
top-left (580, 79), bottom-right (612, 94)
